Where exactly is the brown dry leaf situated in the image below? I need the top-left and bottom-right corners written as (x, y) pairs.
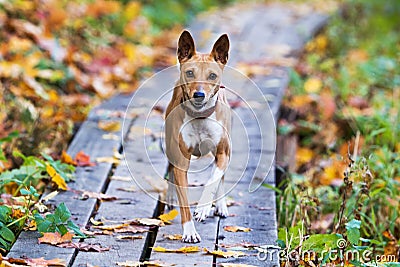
top-left (203, 248), bottom-right (246, 258)
top-left (57, 242), bottom-right (110, 252)
top-left (46, 164), bottom-right (67, 190)
top-left (158, 209), bottom-right (178, 224)
top-left (25, 257), bottom-right (66, 267)
top-left (74, 151), bottom-right (96, 167)
top-left (223, 226), bottom-right (252, 233)
top-left (116, 235), bottom-right (144, 240)
top-left (61, 150), bottom-right (77, 166)
top-left (163, 234), bottom-right (182, 240)
top-left (152, 246), bottom-right (200, 253)
top-left (38, 232), bottom-right (73, 245)
top-left (93, 223), bottom-right (129, 230)
top-left (114, 225), bottom-right (148, 234)
top-left (136, 218), bottom-right (164, 227)
top-left (98, 120), bottom-right (121, 132)
top-left (117, 186), bottom-right (136, 192)
top-left (81, 191), bottom-right (118, 201)
top-left (116, 260), bottom-right (174, 267)
top-left (304, 77), bottom-right (322, 93)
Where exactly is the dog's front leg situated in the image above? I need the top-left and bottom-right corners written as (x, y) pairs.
top-left (174, 167), bottom-right (201, 243)
top-left (194, 146), bottom-right (229, 222)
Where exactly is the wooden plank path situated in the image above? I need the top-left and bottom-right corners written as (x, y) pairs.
top-left (7, 2), bottom-right (329, 266)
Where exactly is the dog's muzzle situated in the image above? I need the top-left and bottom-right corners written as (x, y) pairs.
top-left (192, 91), bottom-right (206, 108)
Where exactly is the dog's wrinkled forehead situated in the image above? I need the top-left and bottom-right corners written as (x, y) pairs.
top-left (180, 56), bottom-right (223, 74)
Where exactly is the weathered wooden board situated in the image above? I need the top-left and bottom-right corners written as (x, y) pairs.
top-left (7, 99), bottom-right (134, 264)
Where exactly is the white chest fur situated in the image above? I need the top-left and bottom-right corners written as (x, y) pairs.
top-left (180, 113), bottom-right (224, 151)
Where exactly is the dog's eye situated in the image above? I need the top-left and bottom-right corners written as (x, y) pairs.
top-left (186, 70), bottom-right (194, 78)
top-left (209, 73), bottom-right (217, 80)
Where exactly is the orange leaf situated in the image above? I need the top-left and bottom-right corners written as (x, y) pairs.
top-left (61, 150), bottom-right (77, 166)
top-left (38, 232), bottom-right (73, 245)
top-left (74, 151), bottom-right (96, 167)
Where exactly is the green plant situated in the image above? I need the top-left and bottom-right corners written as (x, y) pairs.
top-left (33, 203), bottom-right (84, 237)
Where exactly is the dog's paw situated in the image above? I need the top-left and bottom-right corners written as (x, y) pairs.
top-left (194, 204), bottom-right (212, 222)
top-left (215, 199), bottom-right (229, 218)
top-left (182, 221), bottom-right (201, 243)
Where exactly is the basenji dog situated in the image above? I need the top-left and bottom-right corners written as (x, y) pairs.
top-left (164, 30), bottom-right (231, 243)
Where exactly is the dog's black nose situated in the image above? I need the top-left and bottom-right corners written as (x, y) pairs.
top-left (193, 92), bottom-right (205, 102)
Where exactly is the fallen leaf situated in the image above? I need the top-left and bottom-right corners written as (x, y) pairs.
top-left (111, 176), bottom-right (132, 181)
top-left (136, 218), bottom-right (164, 227)
top-left (96, 157), bottom-right (120, 164)
top-left (57, 242), bottom-right (110, 252)
top-left (304, 77), bottom-right (322, 93)
top-left (152, 246), bottom-right (200, 253)
top-left (114, 225), bottom-right (148, 234)
top-left (38, 232), bottom-right (73, 245)
top-left (203, 248), bottom-right (246, 258)
top-left (25, 257), bottom-right (66, 267)
top-left (158, 209), bottom-right (178, 224)
top-left (116, 260), bottom-right (174, 267)
top-left (61, 150), bottom-right (77, 166)
top-left (74, 151), bottom-right (96, 167)
top-left (90, 217), bottom-right (103, 226)
top-left (116, 235), bottom-right (144, 240)
top-left (296, 147), bottom-right (314, 167)
top-left (42, 191), bottom-right (59, 202)
top-left (102, 133), bottom-right (120, 140)
top-left (98, 120), bottom-right (121, 132)
top-left (81, 191), bottom-right (118, 201)
top-left (46, 164), bottom-right (67, 190)
top-left (117, 186), bottom-right (136, 192)
top-left (223, 226), bottom-right (252, 233)
top-left (163, 234), bottom-right (182, 240)
top-left (93, 223), bottom-right (129, 230)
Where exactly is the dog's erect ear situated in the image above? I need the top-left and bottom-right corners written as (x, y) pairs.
top-left (177, 30), bottom-right (196, 62)
top-left (211, 34), bottom-right (229, 65)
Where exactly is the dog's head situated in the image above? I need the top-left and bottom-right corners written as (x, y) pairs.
top-left (177, 30), bottom-right (229, 110)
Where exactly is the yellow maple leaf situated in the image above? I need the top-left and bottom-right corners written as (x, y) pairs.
top-left (152, 246), bottom-right (200, 253)
top-left (158, 209), bottom-right (178, 224)
top-left (223, 225), bottom-right (252, 232)
top-left (124, 1), bottom-right (141, 21)
top-left (98, 120), bottom-right (121, 132)
top-left (46, 164), bottom-right (67, 190)
top-left (296, 147), bottom-right (314, 167)
top-left (203, 248), bottom-right (246, 258)
top-left (304, 77), bottom-right (322, 93)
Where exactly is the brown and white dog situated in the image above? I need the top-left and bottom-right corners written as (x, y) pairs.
top-left (164, 31), bottom-right (231, 243)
